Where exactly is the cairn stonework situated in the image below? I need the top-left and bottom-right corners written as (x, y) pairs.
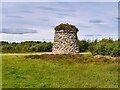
top-left (52, 24), bottom-right (79, 54)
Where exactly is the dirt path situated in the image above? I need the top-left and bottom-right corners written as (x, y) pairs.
top-left (0, 52), bottom-right (89, 56)
top-left (0, 52), bottom-right (52, 56)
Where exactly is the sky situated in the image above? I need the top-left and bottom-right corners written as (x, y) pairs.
top-left (1, 2), bottom-right (118, 42)
top-left (1, 0), bottom-right (120, 2)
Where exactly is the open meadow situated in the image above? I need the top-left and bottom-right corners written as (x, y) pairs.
top-left (1, 1), bottom-right (119, 89)
top-left (2, 54), bottom-right (118, 88)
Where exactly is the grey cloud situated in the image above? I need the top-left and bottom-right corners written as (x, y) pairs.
top-left (7, 15), bottom-right (24, 19)
top-left (1, 28), bottom-right (37, 34)
top-left (55, 12), bottom-right (76, 19)
top-left (85, 34), bottom-right (102, 37)
top-left (57, 13), bottom-right (76, 17)
top-left (89, 20), bottom-right (104, 24)
top-left (19, 10), bottom-right (33, 13)
top-left (38, 6), bottom-right (76, 13)
top-left (85, 35), bottom-right (94, 37)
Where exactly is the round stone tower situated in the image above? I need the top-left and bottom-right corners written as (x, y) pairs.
top-left (52, 23), bottom-right (79, 54)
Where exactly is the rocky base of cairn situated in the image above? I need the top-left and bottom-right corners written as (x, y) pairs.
top-left (52, 31), bottom-right (79, 54)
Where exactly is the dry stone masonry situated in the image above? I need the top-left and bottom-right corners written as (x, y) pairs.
top-left (52, 23), bottom-right (80, 54)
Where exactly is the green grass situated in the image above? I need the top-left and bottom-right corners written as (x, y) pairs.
top-left (0, 55), bottom-right (2, 89)
top-left (2, 55), bottom-right (118, 88)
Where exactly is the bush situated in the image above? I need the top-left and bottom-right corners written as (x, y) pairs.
top-left (90, 39), bottom-right (120, 57)
top-left (111, 42), bottom-right (120, 57)
top-left (78, 40), bottom-right (90, 52)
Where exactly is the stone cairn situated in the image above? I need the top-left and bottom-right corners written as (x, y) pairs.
top-left (52, 23), bottom-right (80, 54)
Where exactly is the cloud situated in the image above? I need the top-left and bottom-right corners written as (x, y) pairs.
top-left (38, 6), bottom-right (76, 13)
top-left (56, 13), bottom-right (76, 18)
top-left (2, 2), bottom-right (118, 42)
top-left (48, 25), bottom-right (55, 28)
top-left (85, 34), bottom-right (102, 37)
top-left (40, 19), bottom-right (49, 22)
top-left (89, 20), bottom-right (105, 24)
top-left (77, 24), bottom-right (91, 28)
top-left (7, 15), bottom-right (24, 19)
top-left (56, 15), bottom-right (65, 19)
top-left (1, 0), bottom-right (119, 2)
top-left (18, 10), bottom-right (33, 13)
top-left (1, 28), bottom-right (37, 34)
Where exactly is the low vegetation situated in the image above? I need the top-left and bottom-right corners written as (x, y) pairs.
top-left (25, 54), bottom-right (119, 64)
top-left (2, 55), bottom-right (118, 88)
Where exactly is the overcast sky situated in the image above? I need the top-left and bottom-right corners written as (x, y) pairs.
top-left (1, 2), bottom-right (118, 42)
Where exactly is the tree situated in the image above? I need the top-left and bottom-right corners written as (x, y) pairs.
top-left (78, 40), bottom-right (90, 52)
top-left (111, 41), bottom-right (120, 57)
top-left (90, 38), bottom-right (119, 56)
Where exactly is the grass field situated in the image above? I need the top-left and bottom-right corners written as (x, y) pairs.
top-left (2, 54), bottom-right (118, 88)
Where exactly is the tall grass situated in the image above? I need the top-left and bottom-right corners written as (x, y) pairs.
top-left (25, 54), bottom-right (119, 63)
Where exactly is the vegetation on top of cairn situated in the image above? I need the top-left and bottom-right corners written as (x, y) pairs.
top-left (55, 23), bottom-right (78, 32)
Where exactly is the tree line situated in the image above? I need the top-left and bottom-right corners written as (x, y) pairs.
top-left (78, 38), bottom-right (120, 57)
top-left (0, 41), bottom-right (53, 53)
top-left (0, 38), bottom-right (120, 57)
